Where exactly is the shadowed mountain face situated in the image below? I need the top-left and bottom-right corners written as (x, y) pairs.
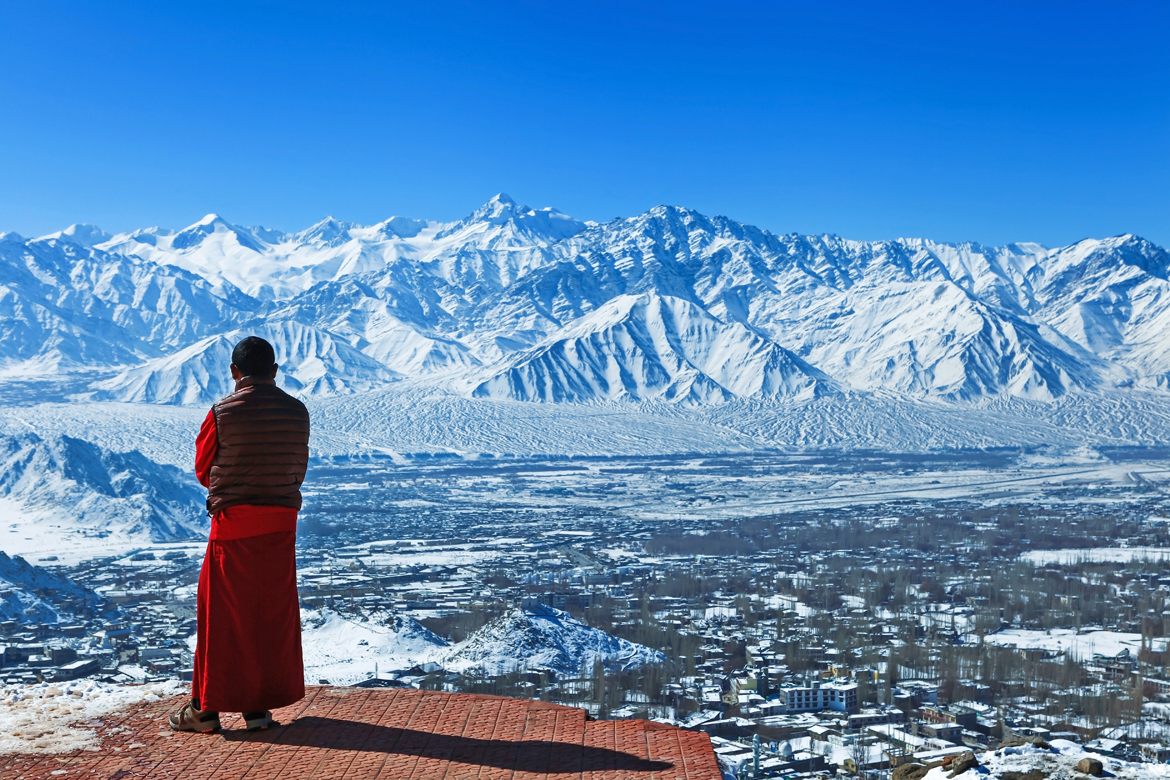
top-left (0, 551), bottom-right (104, 624)
top-left (0, 432), bottom-right (207, 542)
top-left (3, 198), bottom-right (1168, 405)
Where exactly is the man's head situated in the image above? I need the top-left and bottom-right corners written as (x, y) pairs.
top-left (230, 336), bottom-right (279, 381)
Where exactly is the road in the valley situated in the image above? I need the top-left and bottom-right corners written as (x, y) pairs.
top-left (626, 465), bottom-right (1126, 517)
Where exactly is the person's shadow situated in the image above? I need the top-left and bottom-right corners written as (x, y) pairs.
top-left (222, 716), bottom-right (673, 773)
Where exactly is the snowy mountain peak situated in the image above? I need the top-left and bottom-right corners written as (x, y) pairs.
top-left (1043, 234), bottom-right (1170, 289)
top-left (470, 193), bottom-right (521, 223)
top-left (39, 223), bottom-right (113, 248)
top-left (477, 192), bottom-right (517, 218)
top-left (473, 292), bottom-right (830, 404)
top-left (170, 213), bottom-right (264, 252)
top-left (440, 194), bottom-right (586, 243)
top-left (99, 226), bottom-right (172, 248)
top-left (295, 216), bottom-right (356, 244)
top-left (92, 321), bottom-right (401, 405)
top-left (373, 215), bottom-right (427, 239)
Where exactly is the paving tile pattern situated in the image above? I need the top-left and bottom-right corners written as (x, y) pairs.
top-left (0, 686), bottom-right (720, 780)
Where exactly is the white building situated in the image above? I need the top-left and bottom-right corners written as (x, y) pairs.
top-left (778, 679), bottom-right (859, 713)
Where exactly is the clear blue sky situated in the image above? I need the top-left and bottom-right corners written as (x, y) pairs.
top-left (1, 1), bottom-right (1166, 247)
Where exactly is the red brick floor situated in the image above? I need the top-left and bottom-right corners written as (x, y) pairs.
top-left (0, 686), bottom-right (720, 780)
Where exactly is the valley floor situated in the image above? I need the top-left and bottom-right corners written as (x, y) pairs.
top-left (3, 387), bottom-right (1170, 469)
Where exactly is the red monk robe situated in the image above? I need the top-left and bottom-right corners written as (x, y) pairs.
top-left (191, 410), bottom-right (305, 713)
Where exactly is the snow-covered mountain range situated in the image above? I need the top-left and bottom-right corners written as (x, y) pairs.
top-left (2, 194), bottom-right (1168, 406)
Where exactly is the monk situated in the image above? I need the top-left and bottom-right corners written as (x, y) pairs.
top-left (169, 336), bottom-right (311, 733)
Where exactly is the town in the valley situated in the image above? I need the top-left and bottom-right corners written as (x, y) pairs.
top-left (4, 449), bottom-right (1170, 778)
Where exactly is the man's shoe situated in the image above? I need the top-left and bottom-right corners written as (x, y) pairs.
top-left (243, 710), bottom-right (277, 731)
top-left (168, 700), bottom-right (221, 733)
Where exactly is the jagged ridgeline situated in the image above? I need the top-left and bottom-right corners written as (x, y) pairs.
top-left (1, 193), bottom-right (1168, 406)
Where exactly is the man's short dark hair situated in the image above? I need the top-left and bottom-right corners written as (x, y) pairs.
top-left (232, 336), bottom-right (276, 377)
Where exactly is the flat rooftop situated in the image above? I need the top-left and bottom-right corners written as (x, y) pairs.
top-left (2, 685), bottom-right (720, 779)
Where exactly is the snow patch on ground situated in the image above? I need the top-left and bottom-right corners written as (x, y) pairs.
top-left (926, 739), bottom-right (1170, 780)
top-left (1021, 547), bottom-right (1170, 565)
top-left (983, 628), bottom-right (1161, 658)
top-left (0, 679), bottom-right (184, 755)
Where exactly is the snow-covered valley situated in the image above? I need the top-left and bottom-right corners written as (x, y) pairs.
top-left (3, 196), bottom-right (1170, 756)
top-left (3, 194), bottom-right (1168, 501)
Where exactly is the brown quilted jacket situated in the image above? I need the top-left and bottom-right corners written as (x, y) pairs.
top-left (206, 377), bottom-right (310, 515)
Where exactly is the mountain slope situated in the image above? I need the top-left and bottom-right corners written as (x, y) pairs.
top-left (92, 321), bottom-right (400, 405)
top-left (300, 607), bottom-right (448, 685)
top-left (556, 208), bottom-right (1100, 399)
top-left (0, 236), bottom-right (256, 374)
top-left (0, 432), bottom-right (207, 548)
top-left (265, 275), bottom-right (479, 376)
top-left (785, 279), bottom-right (1098, 400)
top-left (472, 293), bottom-right (830, 403)
top-left (0, 551), bottom-right (104, 625)
top-left (1034, 235), bottom-right (1170, 388)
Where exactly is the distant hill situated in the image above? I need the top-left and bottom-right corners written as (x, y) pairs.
top-left (441, 605), bottom-right (665, 678)
top-left (299, 604), bottom-right (665, 684)
top-left (0, 551), bottom-right (105, 625)
top-left (0, 432), bottom-right (206, 552)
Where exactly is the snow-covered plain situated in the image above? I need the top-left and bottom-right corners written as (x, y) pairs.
top-left (983, 628), bottom-right (1165, 659)
top-left (7, 389), bottom-right (1170, 471)
top-left (0, 392), bottom-right (1164, 563)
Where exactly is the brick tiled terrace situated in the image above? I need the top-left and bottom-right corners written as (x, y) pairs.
top-left (1, 686), bottom-right (720, 780)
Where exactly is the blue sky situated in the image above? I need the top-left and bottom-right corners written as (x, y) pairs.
top-left (0, 1), bottom-right (1166, 246)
